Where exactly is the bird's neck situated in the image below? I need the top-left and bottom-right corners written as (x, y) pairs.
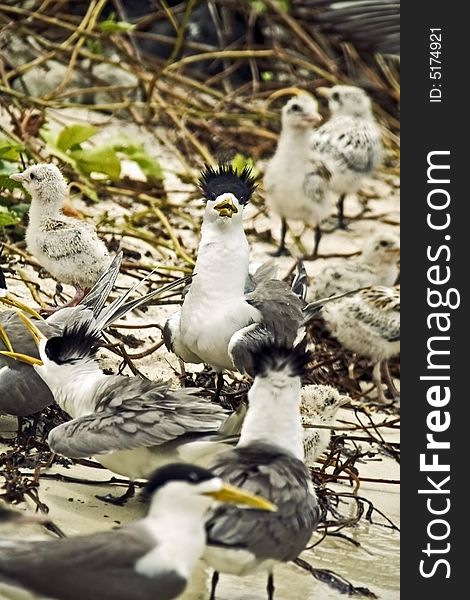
top-left (28, 190), bottom-right (64, 223)
top-left (36, 361), bottom-right (107, 418)
top-left (189, 220), bottom-right (250, 301)
top-left (136, 493), bottom-right (210, 580)
top-left (278, 125), bottom-right (312, 153)
top-left (238, 375), bottom-right (304, 460)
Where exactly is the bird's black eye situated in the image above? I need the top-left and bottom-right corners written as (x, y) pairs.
top-left (379, 240), bottom-right (390, 247)
top-left (290, 103), bottom-right (302, 112)
top-left (331, 92), bottom-right (340, 102)
top-left (29, 173), bottom-right (36, 180)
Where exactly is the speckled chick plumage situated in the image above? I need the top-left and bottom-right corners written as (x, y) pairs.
top-left (311, 85), bottom-right (383, 194)
top-left (308, 231), bottom-right (400, 300)
top-left (13, 163), bottom-right (111, 290)
top-left (322, 285), bottom-right (400, 363)
top-left (264, 95), bottom-right (335, 226)
top-left (300, 384), bottom-right (348, 464)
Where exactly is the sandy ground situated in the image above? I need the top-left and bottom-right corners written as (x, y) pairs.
top-left (0, 107), bottom-right (399, 599)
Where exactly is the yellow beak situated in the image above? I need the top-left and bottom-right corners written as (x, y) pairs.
top-left (0, 294), bottom-right (44, 320)
top-left (214, 196), bottom-right (238, 218)
top-left (205, 483), bottom-right (277, 512)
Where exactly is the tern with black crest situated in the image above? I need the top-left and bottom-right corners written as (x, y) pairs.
top-left (164, 163), bottom-right (305, 395)
top-left (0, 463), bottom-right (275, 600)
top-left (203, 340), bottom-right (321, 600)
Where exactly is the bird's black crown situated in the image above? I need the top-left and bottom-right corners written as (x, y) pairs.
top-left (250, 338), bottom-right (313, 379)
top-left (144, 463), bottom-right (216, 497)
top-left (45, 320), bottom-right (101, 365)
top-left (198, 162), bottom-right (257, 205)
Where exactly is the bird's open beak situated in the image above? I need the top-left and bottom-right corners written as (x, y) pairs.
top-left (338, 396), bottom-right (350, 407)
top-left (0, 294), bottom-right (44, 320)
top-left (316, 87), bottom-right (331, 99)
top-left (0, 311), bottom-right (45, 366)
top-left (386, 247), bottom-right (401, 256)
top-left (214, 196), bottom-right (238, 218)
top-left (205, 483), bottom-right (277, 512)
top-left (9, 172), bottom-right (27, 182)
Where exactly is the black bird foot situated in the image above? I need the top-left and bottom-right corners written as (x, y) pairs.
top-left (269, 247), bottom-right (291, 257)
top-left (96, 482), bottom-right (135, 506)
top-left (209, 571), bottom-right (219, 600)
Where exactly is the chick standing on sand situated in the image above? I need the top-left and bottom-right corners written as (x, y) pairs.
top-left (264, 95), bottom-right (335, 257)
top-left (311, 85), bottom-right (383, 229)
top-left (10, 163), bottom-right (111, 306)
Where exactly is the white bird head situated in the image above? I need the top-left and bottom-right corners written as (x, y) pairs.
top-left (198, 163), bottom-right (257, 226)
top-left (10, 163), bottom-right (68, 203)
top-left (281, 95), bottom-right (322, 129)
top-left (317, 85), bottom-right (373, 119)
top-left (300, 384), bottom-right (349, 423)
top-left (362, 232), bottom-right (400, 264)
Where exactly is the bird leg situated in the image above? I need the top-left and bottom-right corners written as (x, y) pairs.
top-left (95, 481), bottom-right (136, 506)
top-left (312, 225), bottom-right (322, 258)
top-left (214, 372), bottom-right (225, 403)
top-left (269, 218), bottom-right (291, 257)
top-left (372, 361), bottom-right (388, 404)
top-left (337, 194), bottom-right (347, 229)
top-left (40, 286), bottom-right (90, 315)
top-left (209, 571), bottom-right (219, 600)
top-left (267, 573), bottom-right (275, 600)
top-left (381, 360), bottom-right (400, 400)
top-left (68, 285), bottom-right (89, 307)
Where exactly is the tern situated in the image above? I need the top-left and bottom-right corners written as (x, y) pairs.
top-left (264, 95), bottom-right (335, 257)
top-left (322, 285), bottom-right (400, 403)
top-left (3, 309), bottom-right (236, 503)
top-left (203, 340), bottom-right (321, 599)
top-left (0, 463), bottom-right (275, 600)
top-left (0, 252), bottom-right (185, 419)
top-left (311, 85), bottom-right (383, 229)
top-left (10, 163), bottom-right (112, 307)
top-left (164, 163), bottom-right (305, 395)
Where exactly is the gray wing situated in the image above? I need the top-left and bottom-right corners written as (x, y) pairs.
top-left (205, 442), bottom-right (320, 562)
top-left (311, 118), bottom-right (382, 174)
top-left (0, 312), bottom-right (59, 416)
top-left (48, 376), bottom-right (227, 458)
top-left (244, 265), bottom-right (303, 346)
top-left (0, 525), bottom-right (186, 600)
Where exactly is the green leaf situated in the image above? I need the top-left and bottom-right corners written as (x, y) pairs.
top-left (116, 144), bottom-right (164, 181)
top-left (0, 173), bottom-right (24, 191)
top-left (98, 20), bottom-right (136, 34)
top-left (0, 205), bottom-right (20, 226)
top-left (231, 154), bottom-right (259, 178)
top-left (56, 124), bottom-right (98, 152)
top-left (0, 142), bottom-right (24, 161)
top-left (71, 146), bottom-right (121, 179)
